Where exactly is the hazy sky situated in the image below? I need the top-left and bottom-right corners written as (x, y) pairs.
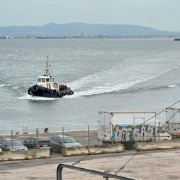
top-left (0, 0), bottom-right (180, 31)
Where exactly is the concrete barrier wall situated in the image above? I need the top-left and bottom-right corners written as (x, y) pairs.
top-left (136, 140), bottom-right (180, 151)
top-left (1, 141), bottom-right (180, 161)
top-left (0, 148), bottom-right (50, 161)
top-left (63, 144), bottom-right (124, 156)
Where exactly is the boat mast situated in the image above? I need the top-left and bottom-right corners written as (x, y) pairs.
top-left (44, 56), bottom-right (50, 76)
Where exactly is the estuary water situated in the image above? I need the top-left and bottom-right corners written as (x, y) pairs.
top-left (0, 38), bottom-right (180, 134)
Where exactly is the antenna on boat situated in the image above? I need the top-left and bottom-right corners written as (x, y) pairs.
top-left (44, 56), bottom-right (50, 76)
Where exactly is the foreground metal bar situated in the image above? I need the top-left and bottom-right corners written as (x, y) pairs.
top-left (57, 163), bottom-right (137, 180)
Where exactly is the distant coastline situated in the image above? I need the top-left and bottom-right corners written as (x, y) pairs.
top-left (0, 23), bottom-right (180, 38)
top-left (0, 35), bottom-right (178, 40)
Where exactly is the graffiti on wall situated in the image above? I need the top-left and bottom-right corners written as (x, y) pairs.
top-left (111, 124), bottom-right (156, 142)
top-left (98, 124), bottom-right (111, 141)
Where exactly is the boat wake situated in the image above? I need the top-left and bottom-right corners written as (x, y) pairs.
top-left (3, 54), bottom-right (180, 100)
top-left (67, 62), bottom-right (180, 98)
top-left (18, 94), bottom-right (57, 101)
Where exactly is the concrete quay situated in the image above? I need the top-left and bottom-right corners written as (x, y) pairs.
top-left (0, 149), bottom-right (180, 180)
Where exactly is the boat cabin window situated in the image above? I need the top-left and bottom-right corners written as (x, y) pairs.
top-left (42, 78), bottom-right (45, 82)
top-left (38, 78), bottom-right (41, 82)
top-left (50, 78), bottom-right (54, 82)
top-left (46, 78), bottom-right (49, 82)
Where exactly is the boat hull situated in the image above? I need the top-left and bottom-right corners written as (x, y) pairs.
top-left (28, 84), bottom-right (74, 98)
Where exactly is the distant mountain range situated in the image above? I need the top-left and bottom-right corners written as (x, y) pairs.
top-left (0, 23), bottom-right (179, 37)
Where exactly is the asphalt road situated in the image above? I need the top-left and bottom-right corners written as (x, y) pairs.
top-left (0, 152), bottom-right (129, 171)
top-left (0, 149), bottom-right (169, 171)
top-left (1, 149), bottom-right (180, 180)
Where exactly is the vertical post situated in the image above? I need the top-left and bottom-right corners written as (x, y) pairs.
top-left (179, 110), bottom-right (180, 141)
top-left (36, 128), bottom-right (39, 149)
top-left (88, 126), bottom-right (90, 153)
top-left (143, 113), bottom-right (145, 142)
top-left (134, 129), bottom-right (137, 149)
top-left (57, 165), bottom-right (63, 180)
top-left (158, 122), bottom-right (160, 141)
top-left (110, 113), bottom-right (113, 143)
top-left (165, 108), bottom-right (168, 135)
top-left (11, 130), bottom-right (13, 152)
top-left (62, 127), bottom-right (64, 139)
top-left (155, 113), bottom-right (157, 141)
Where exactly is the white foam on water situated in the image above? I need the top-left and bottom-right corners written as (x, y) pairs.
top-left (18, 94), bottom-right (57, 101)
top-left (67, 63), bottom-right (177, 98)
top-left (168, 84), bottom-right (178, 88)
top-left (0, 84), bottom-right (11, 88)
top-left (13, 86), bottom-right (18, 90)
top-left (68, 59), bottom-right (128, 91)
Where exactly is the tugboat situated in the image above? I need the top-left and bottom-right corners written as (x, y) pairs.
top-left (28, 56), bottom-right (74, 98)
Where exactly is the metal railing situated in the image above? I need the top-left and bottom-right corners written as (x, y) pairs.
top-left (57, 163), bottom-right (137, 180)
top-left (0, 126), bottom-right (101, 151)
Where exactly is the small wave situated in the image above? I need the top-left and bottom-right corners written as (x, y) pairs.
top-left (0, 84), bottom-right (20, 91)
top-left (13, 86), bottom-right (18, 90)
top-left (18, 94), bottom-right (57, 101)
top-left (0, 84), bottom-right (6, 87)
top-left (168, 84), bottom-right (178, 88)
top-left (122, 85), bottom-right (171, 95)
top-left (0, 84), bottom-right (11, 88)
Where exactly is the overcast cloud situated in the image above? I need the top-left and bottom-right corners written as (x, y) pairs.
top-left (0, 0), bottom-right (179, 31)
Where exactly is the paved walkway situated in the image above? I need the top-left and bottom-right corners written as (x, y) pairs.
top-left (0, 149), bottom-right (180, 180)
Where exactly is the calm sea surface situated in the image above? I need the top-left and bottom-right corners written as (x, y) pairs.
top-left (0, 38), bottom-right (180, 134)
